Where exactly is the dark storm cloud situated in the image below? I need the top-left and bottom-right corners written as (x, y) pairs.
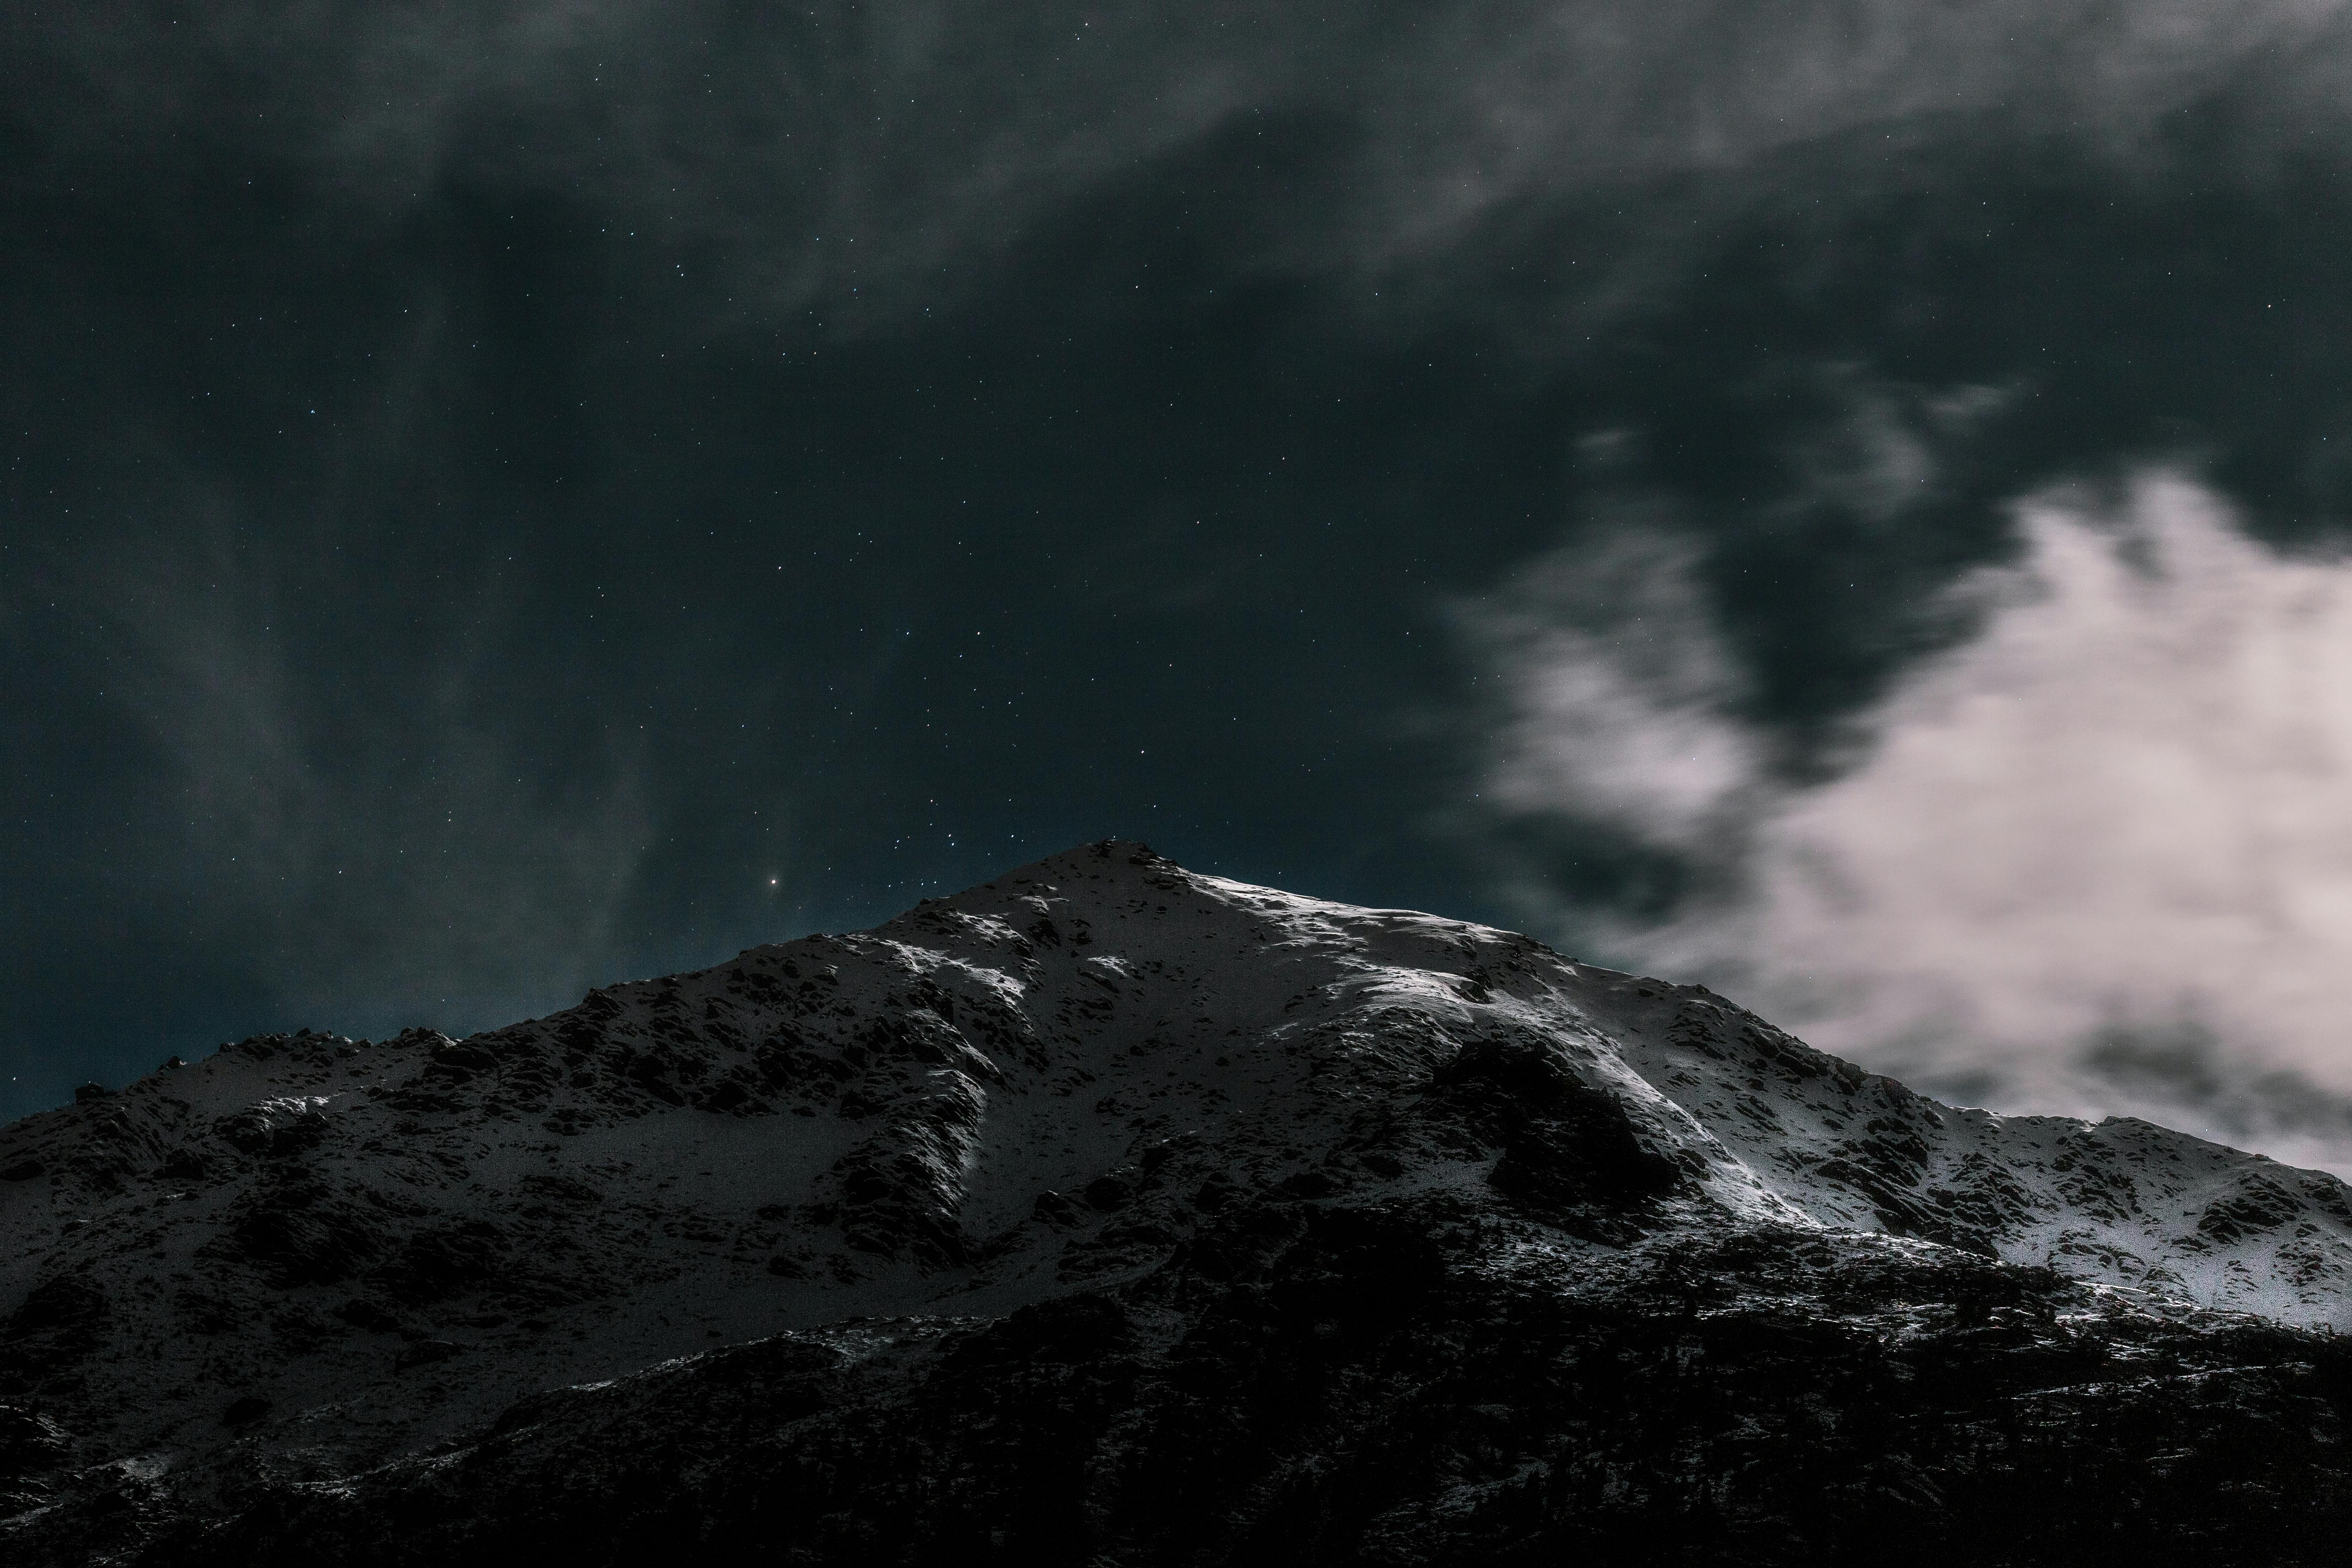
top-left (13, 0), bottom-right (2352, 1156)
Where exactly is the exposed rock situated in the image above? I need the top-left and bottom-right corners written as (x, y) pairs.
top-left (0, 1404), bottom-right (69, 1512)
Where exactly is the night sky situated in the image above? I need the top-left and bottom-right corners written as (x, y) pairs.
top-left (14, 3), bottom-right (2352, 1164)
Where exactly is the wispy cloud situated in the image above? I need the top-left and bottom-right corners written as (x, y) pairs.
top-left (94, 520), bottom-right (656, 1040)
top-left (20, 0), bottom-right (2352, 330)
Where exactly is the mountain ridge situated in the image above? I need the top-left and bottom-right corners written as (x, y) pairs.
top-left (8, 840), bottom-right (2352, 1563)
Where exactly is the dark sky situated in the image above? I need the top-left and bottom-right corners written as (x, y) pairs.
top-left (13, 3), bottom-right (2352, 1157)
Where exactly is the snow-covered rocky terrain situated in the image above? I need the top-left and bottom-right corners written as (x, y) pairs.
top-left (9, 842), bottom-right (2352, 1563)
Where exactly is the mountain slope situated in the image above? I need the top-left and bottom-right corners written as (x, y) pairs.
top-left (7, 842), bottom-right (2352, 1563)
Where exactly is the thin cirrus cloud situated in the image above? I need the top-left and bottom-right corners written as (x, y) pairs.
top-left (1467, 472), bottom-right (2352, 1173)
top-left (91, 526), bottom-right (658, 1043)
top-left (19, 0), bottom-right (2352, 328)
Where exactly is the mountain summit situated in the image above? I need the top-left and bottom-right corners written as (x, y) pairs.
top-left (8, 842), bottom-right (2352, 1563)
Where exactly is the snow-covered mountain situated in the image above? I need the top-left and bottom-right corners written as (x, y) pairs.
top-left (9, 842), bottom-right (2352, 1563)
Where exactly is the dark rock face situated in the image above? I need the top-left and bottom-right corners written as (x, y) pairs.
top-left (0, 1276), bottom-right (108, 1400)
top-left (1435, 1032), bottom-right (1690, 1234)
top-left (70, 1211), bottom-right (2352, 1568)
top-left (7, 842), bottom-right (2352, 1564)
top-left (0, 1404), bottom-right (70, 1514)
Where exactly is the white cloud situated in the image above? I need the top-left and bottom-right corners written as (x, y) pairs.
top-left (1462, 528), bottom-right (1758, 851)
top-left (1471, 472), bottom-right (2352, 1171)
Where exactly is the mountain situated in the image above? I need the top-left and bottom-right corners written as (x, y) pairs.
top-left (8, 841), bottom-right (2352, 1564)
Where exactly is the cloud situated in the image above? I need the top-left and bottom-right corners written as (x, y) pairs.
top-left (16, 0), bottom-right (2352, 331)
top-left (24, 0), bottom-right (2352, 1091)
top-left (1458, 521), bottom-right (1759, 853)
top-left (93, 520), bottom-right (657, 1040)
top-left (1468, 470), bottom-right (2352, 1172)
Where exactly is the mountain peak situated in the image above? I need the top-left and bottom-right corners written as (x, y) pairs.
top-left (7, 851), bottom-right (2352, 1561)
